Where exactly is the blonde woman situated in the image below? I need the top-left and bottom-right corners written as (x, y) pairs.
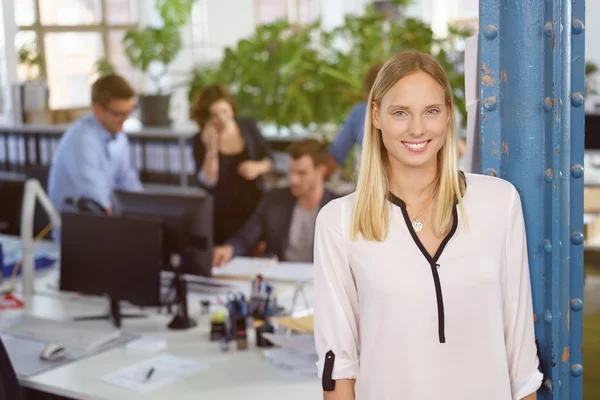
top-left (313, 51), bottom-right (543, 399)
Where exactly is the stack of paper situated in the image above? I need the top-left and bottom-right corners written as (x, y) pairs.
top-left (261, 262), bottom-right (313, 283)
top-left (211, 257), bottom-right (275, 280)
top-left (261, 333), bottom-right (317, 376)
top-left (270, 315), bottom-right (314, 334)
top-left (212, 257), bottom-right (313, 283)
top-left (100, 354), bottom-right (208, 394)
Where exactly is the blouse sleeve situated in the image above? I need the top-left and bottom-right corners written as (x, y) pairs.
top-left (503, 188), bottom-right (543, 399)
top-left (313, 200), bottom-right (360, 389)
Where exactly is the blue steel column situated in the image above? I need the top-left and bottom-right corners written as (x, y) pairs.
top-left (569, 0), bottom-right (585, 397)
top-left (478, 0), bottom-right (585, 399)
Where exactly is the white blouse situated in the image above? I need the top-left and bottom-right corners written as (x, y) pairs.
top-left (313, 173), bottom-right (543, 400)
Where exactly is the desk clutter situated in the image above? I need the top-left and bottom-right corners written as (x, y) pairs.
top-left (210, 275), bottom-right (277, 351)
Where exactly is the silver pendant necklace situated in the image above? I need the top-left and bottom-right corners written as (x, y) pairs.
top-left (412, 218), bottom-right (423, 232)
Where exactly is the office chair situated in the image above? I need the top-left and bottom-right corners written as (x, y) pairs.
top-left (0, 336), bottom-right (20, 400)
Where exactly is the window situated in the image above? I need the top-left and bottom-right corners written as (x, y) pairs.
top-left (16, 0), bottom-right (140, 110)
top-left (255, 0), bottom-right (315, 25)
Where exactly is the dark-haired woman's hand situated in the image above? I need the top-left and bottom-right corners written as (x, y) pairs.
top-left (238, 160), bottom-right (271, 180)
top-left (201, 123), bottom-right (219, 154)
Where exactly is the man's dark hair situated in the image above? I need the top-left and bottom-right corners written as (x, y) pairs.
top-left (287, 138), bottom-right (329, 167)
top-left (91, 74), bottom-right (135, 106)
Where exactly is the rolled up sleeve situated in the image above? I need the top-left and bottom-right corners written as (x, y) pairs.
top-left (503, 188), bottom-right (543, 399)
top-left (313, 200), bottom-right (360, 382)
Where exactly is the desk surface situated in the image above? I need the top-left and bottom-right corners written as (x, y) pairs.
top-left (0, 234), bottom-right (320, 400)
top-left (2, 293), bottom-right (321, 400)
top-left (6, 291), bottom-right (320, 400)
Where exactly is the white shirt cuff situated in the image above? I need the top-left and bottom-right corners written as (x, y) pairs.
top-left (511, 369), bottom-right (543, 400)
top-left (316, 356), bottom-right (359, 380)
top-left (196, 171), bottom-right (217, 188)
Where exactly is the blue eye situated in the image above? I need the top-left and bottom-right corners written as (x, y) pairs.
top-left (427, 109), bottom-right (440, 115)
top-left (393, 110), bottom-right (407, 117)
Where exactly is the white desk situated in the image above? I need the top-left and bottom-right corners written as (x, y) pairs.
top-left (0, 234), bottom-right (320, 399)
top-left (6, 290), bottom-right (320, 400)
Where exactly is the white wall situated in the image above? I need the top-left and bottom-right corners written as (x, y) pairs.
top-left (0, 0), bottom-right (18, 124)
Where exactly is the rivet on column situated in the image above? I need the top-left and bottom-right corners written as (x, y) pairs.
top-left (572, 18), bottom-right (585, 35)
top-left (571, 232), bottom-right (584, 245)
top-left (544, 168), bottom-right (554, 182)
top-left (544, 310), bottom-right (553, 324)
top-left (544, 21), bottom-right (553, 36)
top-left (543, 240), bottom-right (552, 253)
top-left (484, 168), bottom-right (497, 177)
top-left (544, 97), bottom-right (554, 111)
top-left (571, 364), bottom-right (583, 377)
top-left (570, 298), bottom-right (583, 312)
top-left (484, 25), bottom-right (498, 40)
top-left (571, 93), bottom-right (584, 107)
top-left (484, 96), bottom-right (497, 111)
top-left (571, 164), bottom-right (584, 178)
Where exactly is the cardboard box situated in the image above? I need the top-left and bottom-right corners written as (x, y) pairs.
top-left (584, 186), bottom-right (600, 213)
top-left (585, 213), bottom-right (600, 240)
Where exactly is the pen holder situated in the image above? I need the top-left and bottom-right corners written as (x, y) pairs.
top-left (234, 316), bottom-right (248, 350)
top-left (210, 311), bottom-right (227, 341)
top-left (255, 320), bottom-right (275, 348)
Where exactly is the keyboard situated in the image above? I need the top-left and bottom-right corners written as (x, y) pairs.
top-left (2, 315), bottom-right (121, 352)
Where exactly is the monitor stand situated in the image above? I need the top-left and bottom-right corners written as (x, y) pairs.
top-left (166, 266), bottom-right (197, 330)
top-left (73, 297), bottom-right (147, 328)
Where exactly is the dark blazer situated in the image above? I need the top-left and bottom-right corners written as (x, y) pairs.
top-left (226, 187), bottom-right (340, 261)
top-left (191, 117), bottom-right (273, 191)
top-left (0, 336), bottom-right (19, 400)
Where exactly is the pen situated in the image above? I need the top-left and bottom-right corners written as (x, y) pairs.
top-left (145, 367), bottom-right (155, 381)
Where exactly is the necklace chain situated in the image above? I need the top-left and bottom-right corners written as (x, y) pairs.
top-left (408, 195), bottom-right (433, 232)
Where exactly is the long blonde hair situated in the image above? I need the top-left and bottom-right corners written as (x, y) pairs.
top-left (350, 51), bottom-right (466, 241)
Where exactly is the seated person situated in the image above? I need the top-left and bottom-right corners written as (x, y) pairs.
top-left (48, 74), bottom-right (142, 220)
top-left (190, 84), bottom-right (273, 245)
top-left (212, 139), bottom-right (338, 266)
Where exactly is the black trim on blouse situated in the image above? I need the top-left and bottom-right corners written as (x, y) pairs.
top-left (387, 172), bottom-right (466, 343)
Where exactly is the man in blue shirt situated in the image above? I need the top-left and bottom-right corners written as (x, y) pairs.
top-left (48, 74), bottom-right (142, 220)
top-left (327, 61), bottom-right (384, 169)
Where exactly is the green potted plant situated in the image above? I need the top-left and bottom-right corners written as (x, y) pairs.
top-left (122, 0), bottom-right (195, 126)
top-left (90, 57), bottom-right (116, 77)
top-left (16, 37), bottom-right (49, 122)
top-left (188, 0), bottom-right (470, 131)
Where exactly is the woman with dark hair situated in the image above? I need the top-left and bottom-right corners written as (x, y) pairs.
top-left (190, 84), bottom-right (273, 245)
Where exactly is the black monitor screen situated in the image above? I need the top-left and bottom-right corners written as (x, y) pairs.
top-left (113, 189), bottom-right (214, 277)
top-left (586, 114), bottom-right (598, 150)
top-left (60, 212), bottom-right (163, 306)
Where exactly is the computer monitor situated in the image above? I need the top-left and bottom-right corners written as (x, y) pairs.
top-left (586, 114), bottom-right (599, 150)
top-left (59, 211), bottom-right (164, 327)
top-left (112, 189), bottom-right (214, 277)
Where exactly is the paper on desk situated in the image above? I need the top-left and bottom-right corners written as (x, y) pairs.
top-left (260, 262), bottom-right (313, 283)
top-left (211, 257), bottom-right (276, 279)
top-left (125, 337), bottom-right (167, 352)
top-left (261, 333), bottom-right (316, 354)
top-left (261, 333), bottom-right (317, 377)
top-left (263, 348), bottom-right (318, 377)
top-left (270, 315), bottom-right (314, 334)
top-left (99, 354), bottom-right (208, 394)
